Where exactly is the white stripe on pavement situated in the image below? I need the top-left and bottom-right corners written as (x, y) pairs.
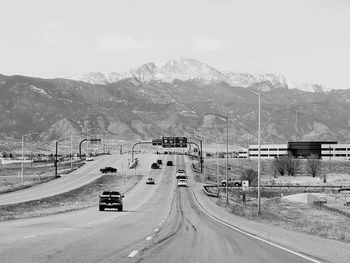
top-left (128, 250), bottom-right (138, 258)
top-left (192, 189), bottom-right (322, 263)
top-left (23, 235), bottom-right (37, 239)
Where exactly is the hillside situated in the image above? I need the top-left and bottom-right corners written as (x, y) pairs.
top-left (1, 73), bottom-right (350, 151)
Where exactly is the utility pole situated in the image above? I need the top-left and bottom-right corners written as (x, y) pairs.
top-left (70, 132), bottom-right (73, 170)
top-left (55, 141), bottom-right (58, 178)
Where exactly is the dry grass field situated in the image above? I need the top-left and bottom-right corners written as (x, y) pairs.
top-left (0, 161), bottom-right (83, 194)
top-left (0, 173), bottom-right (140, 222)
top-left (196, 157), bottom-right (350, 242)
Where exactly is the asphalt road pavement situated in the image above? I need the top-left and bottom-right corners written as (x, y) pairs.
top-left (0, 154), bottom-right (124, 205)
top-left (0, 154), bottom-right (176, 262)
top-left (0, 154), bottom-right (321, 263)
top-left (135, 156), bottom-right (315, 263)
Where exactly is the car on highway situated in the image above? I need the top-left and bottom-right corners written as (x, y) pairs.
top-left (176, 169), bottom-right (187, 179)
top-left (166, 160), bottom-right (173, 166)
top-left (86, 156), bottom-right (94, 161)
top-left (146, 177), bottom-right (155, 184)
top-left (221, 178), bottom-right (242, 187)
top-left (99, 191), bottom-right (124, 211)
top-left (151, 163), bottom-right (160, 169)
top-left (100, 167), bottom-right (117, 173)
top-left (157, 159), bottom-right (162, 165)
top-left (177, 179), bottom-right (187, 187)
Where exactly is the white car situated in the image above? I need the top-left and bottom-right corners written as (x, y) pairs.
top-left (177, 179), bottom-right (187, 187)
top-left (86, 156), bottom-right (94, 161)
top-left (176, 169), bottom-right (187, 179)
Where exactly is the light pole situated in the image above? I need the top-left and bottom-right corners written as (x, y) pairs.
top-left (189, 137), bottom-right (203, 173)
top-left (203, 113), bottom-right (229, 204)
top-left (21, 132), bottom-right (38, 183)
top-left (245, 88), bottom-right (261, 215)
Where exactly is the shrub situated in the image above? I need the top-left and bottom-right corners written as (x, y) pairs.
top-left (240, 169), bottom-right (258, 185)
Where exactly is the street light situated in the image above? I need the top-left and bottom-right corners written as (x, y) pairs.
top-left (203, 113), bottom-right (229, 204)
top-left (21, 132), bottom-right (38, 183)
top-left (245, 88), bottom-right (261, 215)
top-left (188, 137), bottom-right (203, 172)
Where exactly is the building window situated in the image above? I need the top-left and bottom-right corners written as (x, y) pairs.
top-left (269, 148), bottom-right (277, 151)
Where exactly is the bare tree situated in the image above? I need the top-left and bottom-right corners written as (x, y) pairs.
top-left (285, 155), bottom-right (302, 176)
top-left (305, 155), bottom-right (322, 177)
top-left (272, 157), bottom-right (286, 176)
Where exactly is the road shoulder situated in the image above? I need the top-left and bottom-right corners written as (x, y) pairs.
top-left (188, 163), bottom-right (350, 263)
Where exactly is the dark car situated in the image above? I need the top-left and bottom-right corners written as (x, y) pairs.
top-left (100, 167), bottom-right (117, 173)
top-left (151, 163), bottom-right (160, 169)
top-left (99, 191), bottom-right (124, 211)
top-left (167, 161), bottom-right (173, 166)
top-left (157, 159), bottom-right (162, 165)
top-left (146, 177), bottom-right (155, 184)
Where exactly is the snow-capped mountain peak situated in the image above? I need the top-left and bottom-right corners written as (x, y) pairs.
top-left (70, 57), bottom-right (325, 92)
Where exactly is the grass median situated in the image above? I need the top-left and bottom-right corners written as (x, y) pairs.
top-left (0, 173), bottom-right (142, 222)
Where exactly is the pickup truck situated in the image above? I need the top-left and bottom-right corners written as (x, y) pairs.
top-left (221, 178), bottom-right (242, 187)
top-left (99, 191), bottom-right (124, 211)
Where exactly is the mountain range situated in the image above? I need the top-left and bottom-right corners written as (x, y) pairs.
top-left (1, 58), bottom-right (350, 152)
top-left (71, 58), bottom-right (325, 93)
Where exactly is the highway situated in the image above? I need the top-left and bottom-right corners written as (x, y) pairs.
top-left (0, 154), bottom-right (318, 262)
top-left (0, 154), bottom-right (125, 205)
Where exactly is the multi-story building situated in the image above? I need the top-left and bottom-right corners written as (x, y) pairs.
top-left (238, 149), bottom-right (248, 158)
top-left (249, 144), bottom-right (288, 158)
top-left (248, 141), bottom-right (350, 160)
top-left (321, 143), bottom-right (350, 160)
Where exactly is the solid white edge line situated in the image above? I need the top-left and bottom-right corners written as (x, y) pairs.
top-left (128, 250), bottom-right (138, 258)
top-left (23, 235), bottom-right (37, 239)
top-left (192, 190), bottom-right (322, 263)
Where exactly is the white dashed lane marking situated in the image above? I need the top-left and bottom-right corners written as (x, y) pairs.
top-left (128, 250), bottom-right (138, 258)
top-left (23, 235), bottom-right (37, 239)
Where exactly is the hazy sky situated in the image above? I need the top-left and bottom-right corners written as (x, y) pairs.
top-left (0, 0), bottom-right (349, 90)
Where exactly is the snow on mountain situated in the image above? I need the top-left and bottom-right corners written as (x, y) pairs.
top-left (70, 58), bottom-right (325, 92)
top-left (71, 72), bottom-right (127, 85)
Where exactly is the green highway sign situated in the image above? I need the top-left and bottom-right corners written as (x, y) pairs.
top-left (152, 139), bottom-right (163, 146)
top-left (89, 138), bottom-right (101, 144)
top-left (162, 137), bottom-right (187, 148)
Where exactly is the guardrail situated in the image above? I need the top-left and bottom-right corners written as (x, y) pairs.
top-left (203, 184), bottom-right (347, 191)
top-left (203, 185), bottom-right (219, 198)
top-left (191, 163), bottom-right (200, 173)
top-left (129, 158), bottom-right (138, 169)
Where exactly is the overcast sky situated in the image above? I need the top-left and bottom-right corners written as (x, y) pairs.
top-left (0, 0), bottom-right (349, 90)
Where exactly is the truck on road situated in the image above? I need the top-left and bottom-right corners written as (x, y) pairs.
top-left (99, 191), bottom-right (124, 211)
